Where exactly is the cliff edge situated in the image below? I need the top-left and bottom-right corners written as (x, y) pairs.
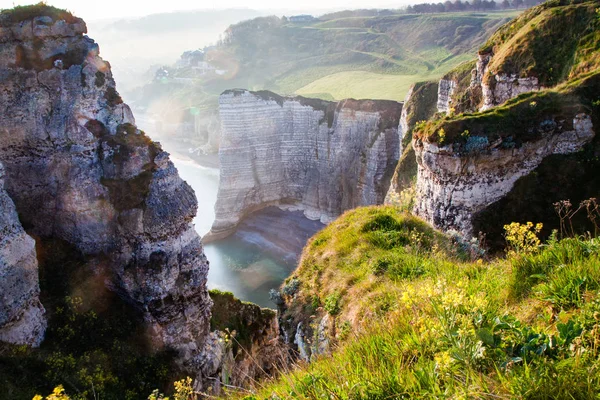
top-left (412, 0), bottom-right (600, 240)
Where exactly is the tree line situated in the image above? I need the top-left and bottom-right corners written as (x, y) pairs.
top-left (406, 0), bottom-right (545, 13)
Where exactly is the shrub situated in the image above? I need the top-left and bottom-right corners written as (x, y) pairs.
top-left (33, 386), bottom-right (70, 400)
top-left (324, 292), bottom-right (341, 315)
top-left (282, 278), bottom-right (301, 297)
top-left (1, 2), bottom-right (78, 23)
top-left (510, 236), bottom-right (600, 299)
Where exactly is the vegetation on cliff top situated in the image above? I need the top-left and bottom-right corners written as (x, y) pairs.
top-left (414, 0), bottom-right (600, 146)
top-left (135, 10), bottom-right (518, 123)
top-left (215, 11), bottom-right (516, 101)
top-left (414, 69), bottom-right (600, 145)
top-left (224, 206), bottom-right (600, 399)
top-left (0, 2), bottom-right (78, 24)
top-left (480, 0), bottom-right (600, 86)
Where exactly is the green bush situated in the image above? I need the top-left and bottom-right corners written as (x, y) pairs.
top-left (324, 293), bottom-right (341, 315)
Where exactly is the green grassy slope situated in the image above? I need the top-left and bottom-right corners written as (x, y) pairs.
top-left (208, 11), bottom-right (519, 101)
top-left (226, 206), bottom-right (600, 399)
top-left (136, 10), bottom-right (520, 115)
top-left (480, 0), bottom-right (600, 86)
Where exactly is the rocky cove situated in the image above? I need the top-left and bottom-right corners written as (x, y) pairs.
top-left (143, 84), bottom-right (404, 308)
top-left (1, 2), bottom-right (599, 397)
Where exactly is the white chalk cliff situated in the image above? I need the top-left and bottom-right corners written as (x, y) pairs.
top-left (413, 114), bottom-right (595, 237)
top-left (208, 90), bottom-right (402, 239)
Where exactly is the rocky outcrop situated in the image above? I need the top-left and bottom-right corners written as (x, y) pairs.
top-left (0, 11), bottom-right (211, 377)
top-left (208, 90), bottom-right (402, 239)
top-left (477, 51), bottom-right (542, 111)
top-left (438, 51), bottom-right (542, 114)
top-left (397, 87), bottom-right (413, 146)
top-left (481, 74), bottom-right (541, 111)
top-left (437, 79), bottom-right (456, 113)
top-left (0, 162), bottom-right (46, 347)
top-left (414, 114), bottom-right (595, 236)
top-left (203, 290), bottom-right (287, 392)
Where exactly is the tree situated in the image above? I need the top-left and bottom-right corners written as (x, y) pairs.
top-left (454, 0), bottom-right (466, 11)
top-left (502, 0), bottom-right (511, 9)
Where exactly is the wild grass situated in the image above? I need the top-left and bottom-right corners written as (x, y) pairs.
top-left (293, 53), bottom-right (474, 101)
top-left (481, 1), bottom-right (599, 86)
top-left (223, 206), bottom-right (600, 399)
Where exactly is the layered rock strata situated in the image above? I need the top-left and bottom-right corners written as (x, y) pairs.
top-left (0, 12), bottom-right (211, 376)
top-left (414, 114), bottom-right (595, 236)
top-left (0, 162), bottom-right (46, 347)
top-left (208, 90), bottom-right (402, 239)
top-left (436, 79), bottom-right (456, 113)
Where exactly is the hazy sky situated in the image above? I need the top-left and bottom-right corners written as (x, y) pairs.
top-left (2, 0), bottom-right (413, 20)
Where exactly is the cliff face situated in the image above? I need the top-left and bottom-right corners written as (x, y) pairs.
top-left (386, 81), bottom-right (439, 204)
top-left (0, 11), bottom-right (211, 374)
top-left (410, 1), bottom-right (600, 238)
top-left (209, 90), bottom-right (402, 239)
top-left (436, 79), bottom-right (456, 114)
top-left (0, 162), bottom-right (46, 347)
top-left (414, 113), bottom-right (595, 236)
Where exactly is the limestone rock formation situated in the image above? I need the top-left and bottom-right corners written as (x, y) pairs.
top-left (436, 51), bottom-right (541, 114)
top-left (208, 90), bottom-right (402, 239)
top-left (436, 79), bottom-right (456, 113)
top-left (414, 114), bottom-right (595, 236)
top-left (0, 162), bottom-right (46, 347)
top-left (475, 51), bottom-right (542, 111)
top-left (0, 10), bottom-right (211, 375)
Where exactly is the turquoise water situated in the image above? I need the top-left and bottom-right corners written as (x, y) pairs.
top-left (171, 158), bottom-right (294, 307)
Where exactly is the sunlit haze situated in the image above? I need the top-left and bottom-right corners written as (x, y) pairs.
top-left (3, 0), bottom-right (415, 20)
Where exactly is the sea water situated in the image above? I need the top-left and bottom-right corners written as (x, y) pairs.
top-left (172, 158), bottom-right (324, 308)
